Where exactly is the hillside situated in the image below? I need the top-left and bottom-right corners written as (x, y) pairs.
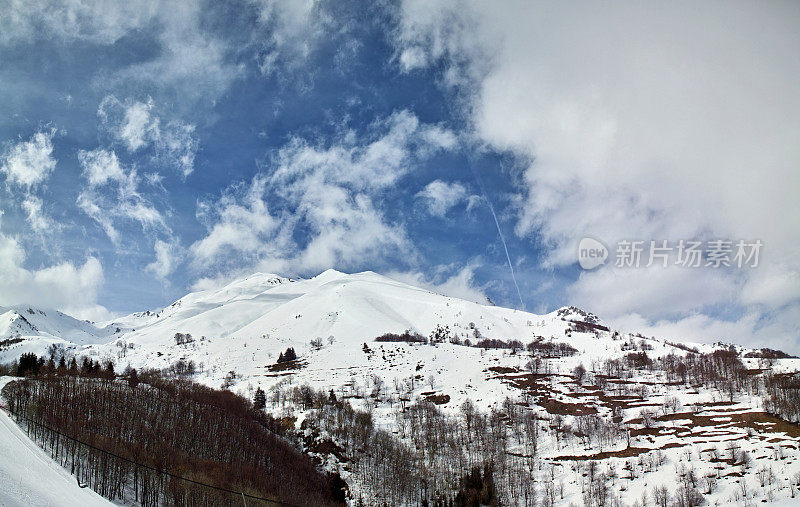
top-left (2, 269), bottom-right (800, 505)
top-left (1, 269), bottom-right (729, 411)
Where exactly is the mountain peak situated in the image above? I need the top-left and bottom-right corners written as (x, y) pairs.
top-left (312, 268), bottom-right (348, 283)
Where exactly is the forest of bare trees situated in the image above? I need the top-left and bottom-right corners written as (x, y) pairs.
top-left (2, 343), bottom-right (799, 506)
top-left (763, 372), bottom-right (800, 422)
top-left (2, 370), bottom-right (346, 506)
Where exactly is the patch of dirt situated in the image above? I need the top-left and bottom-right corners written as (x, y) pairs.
top-left (657, 411), bottom-right (800, 438)
top-left (487, 366), bottom-right (519, 374)
top-left (538, 397), bottom-right (597, 416)
top-left (695, 401), bottom-right (737, 407)
top-left (267, 359), bottom-right (307, 372)
top-left (311, 439), bottom-right (348, 462)
top-left (551, 441), bottom-right (687, 462)
top-left (629, 427), bottom-right (661, 437)
top-left (496, 373), bottom-right (551, 396)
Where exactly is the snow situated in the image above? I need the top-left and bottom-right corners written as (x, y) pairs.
top-left (0, 377), bottom-right (112, 507)
top-left (1, 270), bottom-right (799, 505)
top-left (0, 269), bottom-right (778, 410)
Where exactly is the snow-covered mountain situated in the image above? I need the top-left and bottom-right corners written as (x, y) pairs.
top-left (4, 269), bottom-right (800, 506)
top-left (1, 268), bottom-right (734, 409)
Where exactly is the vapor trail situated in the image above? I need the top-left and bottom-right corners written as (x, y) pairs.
top-left (468, 158), bottom-right (525, 310)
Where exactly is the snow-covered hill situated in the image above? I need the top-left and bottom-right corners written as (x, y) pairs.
top-left (3, 270), bottom-right (800, 506)
top-left (1, 269), bottom-right (733, 409)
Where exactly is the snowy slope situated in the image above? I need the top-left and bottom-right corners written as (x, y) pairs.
top-left (32, 269), bottom-right (719, 414)
top-left (0, 269), bottom-right (748, 410)
top-left (0, 377), bottom-right (112, 507)
top-left (0, 306), bottom-right (110, 345)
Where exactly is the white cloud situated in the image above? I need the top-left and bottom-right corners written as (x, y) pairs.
top-left (416, 179), bottom-right (472, 217)
top-left (1, 129), bottom-right (56, 188)
top-left (567, 265), bottom-right (741, 320)
top-left (78, 148), bottom-right (124, 187)
top-left (192, 175), bottom-right (282, 269)
top-left (110, 2), bottom-right (243, 105)
top-left (0, 215), bottom-right (106, 316)
top-left (251, 0), bottom-right (327, 76)
top-left (395, 1), bottom-right (800, 349)
top-left (21, 195), bottom-right (57, 233)
top-left (399, 46), bottom-right (427, 72)
top-left (101, 96), bottom-right (157, 152)
top-left (98, 95), bottom-right (198, 176)
top-left (158, 121), bottom-right (197, 177)
top-left (145, 239), bottom-right (183, 280)
top-left (191, 111), bottom-right (455, 277)
top-left (77, 148), bottom-right (167, 243)
top-left (0, 0), bottom-right (159, 45)
top-left (0, 1), bottom-right (241, 106)
top-left (386, 262), bottom-right (488, 304)
top-left (611, 304), bottom-right (800, 355)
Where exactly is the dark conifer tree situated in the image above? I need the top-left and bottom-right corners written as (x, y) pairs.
top-left (18, 352), bottom-right (39, 376)
top-left (254, 387), bottom-right (266, 410)
top-left (127, 368), bottom-right (139, 389)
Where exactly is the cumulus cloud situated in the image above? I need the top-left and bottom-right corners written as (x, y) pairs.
top-left (395, 1), bottom-right (800, 349)
top-left (109, 2), bottom-right (244, 105)
top-left (0, 215), bottom-right (106, 317)
top-left (0, 1), bottom-right (241, 106)
top-left (1, 129), bottom-right (56, 188)
top-left (416, 179), bottom-right (475, 217)
top-left (99, 96), bottom-right (158, 152)
top-left (192, 175), bottom-right (283, 270)
top-left (190, 111), bottom-right (456, 277)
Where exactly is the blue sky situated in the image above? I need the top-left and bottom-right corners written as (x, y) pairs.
top-left (1, 1), bottom-right (798, 353)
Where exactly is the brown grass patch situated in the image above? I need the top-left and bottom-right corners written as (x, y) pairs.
top-left (538, 397), bottom-right (597, 416)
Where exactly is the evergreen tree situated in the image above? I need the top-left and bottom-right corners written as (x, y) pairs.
top-left (253, 387), bottom-right (266, 409)
top-left (103, 360), bottom-right (115, 379)
top-left (81, 356), bottom-right (92, 374)
top-left (277, 347), bottom-right (297, 363)
top-left (18, 352), bottom-right (40, 376)
top-left (127, 368), bottom-right (139, 389)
